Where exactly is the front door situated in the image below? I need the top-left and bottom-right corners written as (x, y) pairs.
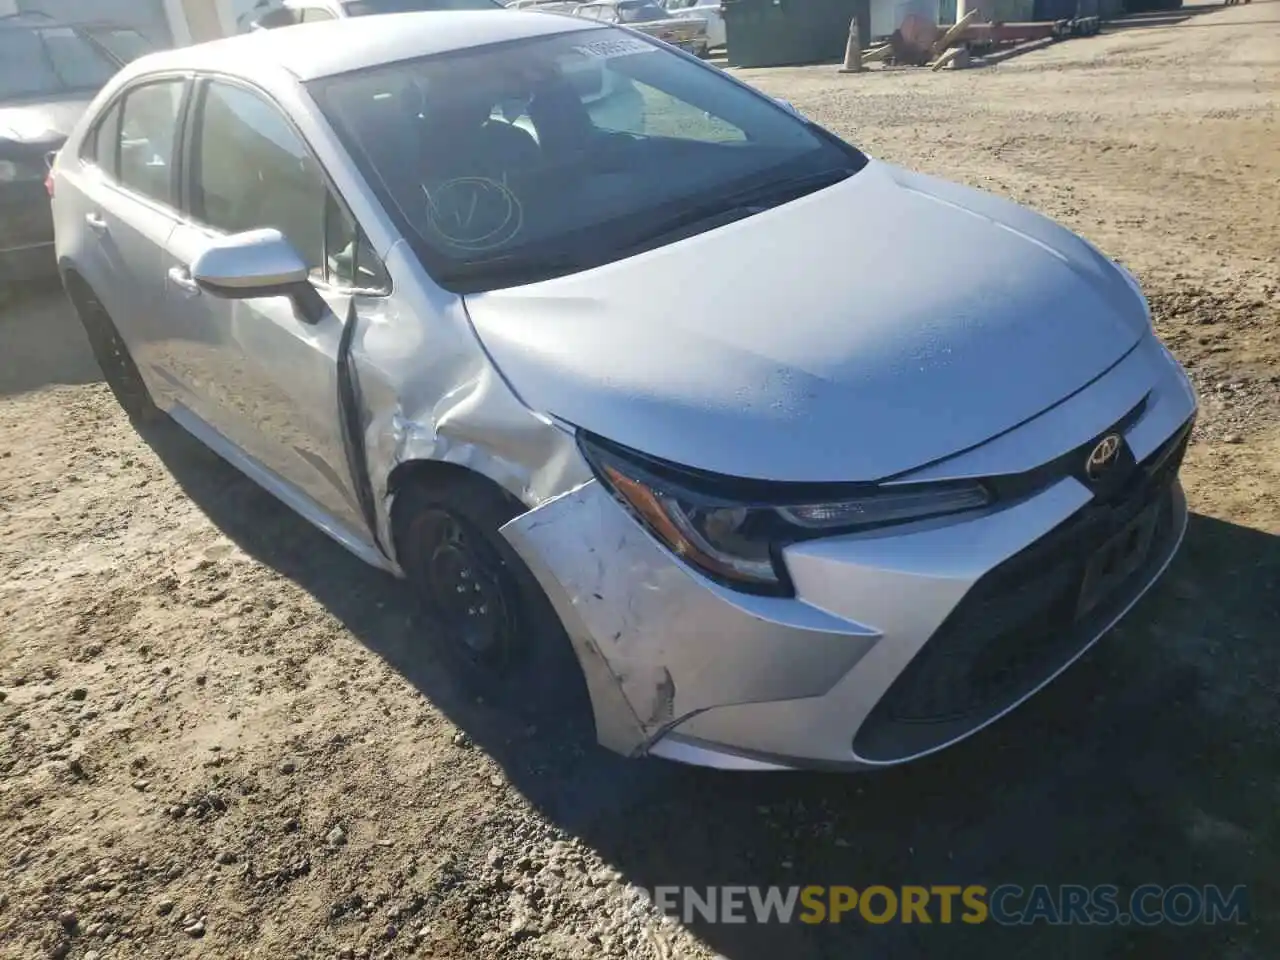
top-left (161, 76), bottom-right (381, 540)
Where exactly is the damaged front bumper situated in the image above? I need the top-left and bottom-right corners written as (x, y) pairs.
top-left (498, 340), bottom-right (1198, 771)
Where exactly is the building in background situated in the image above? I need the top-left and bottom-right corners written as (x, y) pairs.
top-left (0, 0), bottom-right (244, 44)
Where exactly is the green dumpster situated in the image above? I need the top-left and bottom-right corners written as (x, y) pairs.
top-left (721, 0), bottom-right (871, 68)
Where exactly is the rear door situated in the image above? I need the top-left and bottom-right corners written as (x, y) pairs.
top-left (162, 75), bottom-right (382, 537)
top-left (72, 76), bottom-right (189, 406)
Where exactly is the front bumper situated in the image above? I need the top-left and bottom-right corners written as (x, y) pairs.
top-left (500, 336), bottom-right (1197, 769)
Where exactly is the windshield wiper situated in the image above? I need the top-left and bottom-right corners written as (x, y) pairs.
top-left (617, 166), bottom-right (856, 253)
top-left (437, 250), bottom-right (595, 292)
top-left (438, 167), bottom-right (856, 292)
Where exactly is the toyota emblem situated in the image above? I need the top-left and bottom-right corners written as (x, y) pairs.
top-left (1085, 433), bottom-right (1123, 481)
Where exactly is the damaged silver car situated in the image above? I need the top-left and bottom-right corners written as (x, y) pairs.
top-left (51, 11), bottom-right (1197, 770)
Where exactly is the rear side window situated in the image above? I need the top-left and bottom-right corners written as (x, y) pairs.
top-left (299, 6), bottom-right (338, 20)
top-left (117, 81), bottom-right (185, 206)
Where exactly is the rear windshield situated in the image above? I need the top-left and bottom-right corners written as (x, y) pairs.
top-left (0, 26), bottom-right (118, 101)
top-left (311, 28), bottom-right (863, 291)
top-left (81, 26), bottom-right (154, 64)
top-left (343, 0), bottom-right (504, 13)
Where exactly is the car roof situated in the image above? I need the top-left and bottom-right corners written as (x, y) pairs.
top-left (127, 10), bottom-right (602, 83)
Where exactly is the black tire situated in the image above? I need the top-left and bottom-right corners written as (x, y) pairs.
top-left (392, 473), bottom-right (592, 730)
top-left (66, 278), bottom-right (158, 425)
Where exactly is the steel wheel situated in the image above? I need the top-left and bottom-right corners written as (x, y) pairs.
top-left (393, 474), bottom-right (592, 729)
top-left (413, 508), bottom-right (519, 673)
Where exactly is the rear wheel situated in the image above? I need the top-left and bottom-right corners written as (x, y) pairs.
top-left (392, 473), bottom-right (592, 730)
top-left (65, 277), bottom-right (158, 424)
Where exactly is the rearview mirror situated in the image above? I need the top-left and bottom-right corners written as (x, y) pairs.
top-left (191, 228), bottom-right (309, 299)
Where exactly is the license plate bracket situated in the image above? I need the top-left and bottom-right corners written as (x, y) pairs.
top-left (1076, 500), bottom-right (1162, 619)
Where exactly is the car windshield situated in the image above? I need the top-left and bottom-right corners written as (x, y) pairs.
top-left (343, 0), bottom-right (504, 13)
top-left (0, 25), bottom-right (119, 101)
top-left (616, 1), bottom-right (667, 21)
top-left (311, 28), bottom-right (863, 291)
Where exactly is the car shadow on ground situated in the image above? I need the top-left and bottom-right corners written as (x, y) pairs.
top-left (0, 287), bottom-right (102, 398)
top-left (126, 399), bottom-right (1279, 959)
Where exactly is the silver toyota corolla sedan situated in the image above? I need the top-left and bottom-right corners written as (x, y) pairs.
top-left (50, 11), bottom-right (1197, 771)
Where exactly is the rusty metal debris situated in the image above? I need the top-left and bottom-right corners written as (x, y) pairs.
top-left (840, 9), bottom-right (1103, 73)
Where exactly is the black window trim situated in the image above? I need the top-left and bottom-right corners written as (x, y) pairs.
top-left (180, 70), bottom-right (391, 297)
top-left (78, 72), bottom-right (194, 219)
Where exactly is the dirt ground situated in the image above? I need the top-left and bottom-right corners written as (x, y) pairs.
top-left (2, 3), bottom-right (1278, 958)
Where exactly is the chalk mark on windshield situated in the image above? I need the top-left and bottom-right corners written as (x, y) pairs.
top-left (422, 176), bottom-right (524, 251)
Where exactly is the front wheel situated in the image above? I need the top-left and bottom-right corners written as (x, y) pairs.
top-left (393, 474), bottom-right (592, 731)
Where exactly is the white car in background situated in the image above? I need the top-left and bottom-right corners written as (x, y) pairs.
top-left (240, 0), bottom-right (502, 31)
top-left (573, 0), bottom-right (709, 57)
top-left (662, 0), bottom-right (724, 50)
top-left (505, 0), bottom-right (581, 10)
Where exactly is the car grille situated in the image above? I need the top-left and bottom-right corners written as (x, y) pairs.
top-left (853, 418), bottom-right (1192, 762)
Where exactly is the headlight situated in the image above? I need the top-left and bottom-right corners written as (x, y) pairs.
top-left (580, 434), bottom-right (990, 595)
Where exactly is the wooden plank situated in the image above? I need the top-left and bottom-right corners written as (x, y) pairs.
top-left (931, 7), bottom-right (979, 56)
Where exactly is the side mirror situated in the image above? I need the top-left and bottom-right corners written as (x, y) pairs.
top-left (191, 228), bottom-right (309, 299)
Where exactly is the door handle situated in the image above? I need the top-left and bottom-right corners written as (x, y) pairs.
top-left (167, 265), bottom-right (202, 297)
top-left (85, 212), bottom-right (108, 233)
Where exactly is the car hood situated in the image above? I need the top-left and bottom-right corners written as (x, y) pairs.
top-left (0, 96), bottom-right (93, 147)
top-left (463, 160), bottom-right (1148, 482)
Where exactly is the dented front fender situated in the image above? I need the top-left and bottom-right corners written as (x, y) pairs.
top-left (499, 481), bottom-right (879, 757)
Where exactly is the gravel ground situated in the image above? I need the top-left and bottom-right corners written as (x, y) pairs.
top-left (2, 3), bottom-right (1278, 958)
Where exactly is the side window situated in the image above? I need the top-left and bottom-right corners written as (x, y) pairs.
top-left (324, 193), bottom-right (389, 291)
top-left (91, 101), bottom-right (123, 177)
top-left (117, 81), bottom-right (185, 206)
top-left (192, 80), bottom-right (387, 289)
top-left (300, 7), bottom-right (338, 21)
top-left (192, 80), bottom-right (327, 269)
